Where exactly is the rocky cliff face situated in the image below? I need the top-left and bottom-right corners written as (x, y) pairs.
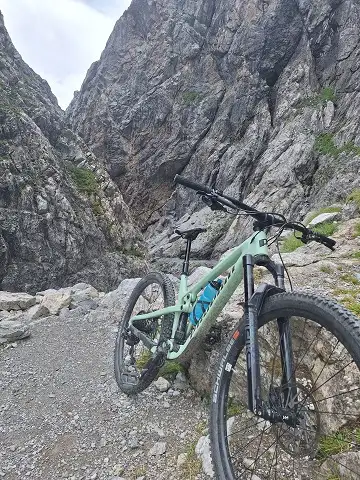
top-left (67, 0), bottom-right (360, 263)
top-left (0, 12), bottom-right (145, 293)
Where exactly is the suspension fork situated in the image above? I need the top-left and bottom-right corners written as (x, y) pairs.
top-left (264, 260), bottom-right (298, 410)
top-left (243, 254), bottom-right (262, 415)
top-left (243, 255), bottom-right (298, 420)
top-left (273, 263), bottom-right (298, 408)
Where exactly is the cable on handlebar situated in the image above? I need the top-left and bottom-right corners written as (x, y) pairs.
top-left (174, 174), bottom-right (336, 250)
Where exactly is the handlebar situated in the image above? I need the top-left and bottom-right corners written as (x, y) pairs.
top-left (174, 174), bottom-right (278, 225)
top-left (174, 175), bottom-right (213, 195)
top-left (174, 174), bottom-right (336, 250)
top-left (285, 222), bottom-right (336, 250)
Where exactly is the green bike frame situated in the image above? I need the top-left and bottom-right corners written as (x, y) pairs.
top-left (129, 230), bottom-right (269, 360)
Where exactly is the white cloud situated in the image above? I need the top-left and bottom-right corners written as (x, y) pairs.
top-left (1, 0), bottom-right (131, 109)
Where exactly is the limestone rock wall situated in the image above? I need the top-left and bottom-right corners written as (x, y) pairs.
top-left (0, 12), bottom-right (145, 293)
top-left (67, 0), bottom-right (360, 261)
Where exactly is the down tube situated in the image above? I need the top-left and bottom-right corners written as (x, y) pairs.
top-left (168, 259), bottom-right (244, 360)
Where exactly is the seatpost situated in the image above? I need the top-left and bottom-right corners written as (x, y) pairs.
top-left (175, 238), bottom-right (192, 345)
top-left (182, 238), bottom-right (192, 276)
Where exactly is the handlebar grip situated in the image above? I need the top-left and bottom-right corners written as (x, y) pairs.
top-left (174, 175), bottom-right (212, 194)
top-left (310, 230), bottom-right (336, 249)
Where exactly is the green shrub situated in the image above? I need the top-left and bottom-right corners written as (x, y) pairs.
top-left (158, 360), bottom-right (185, 380)
top-left (346, 189), bottom-right (360, 209)
top-left (69, 166), bottom-right (98, 194)
top-left (182, 91), bottom-right (200, 105)
top-left (314, 134), bottom-right (360, 158)
top-left (298, 87), bottom-right (336, 109)
top-left (312, 221), bottom-right (338, 236)
top-left (281, 234), bottom-right (304, 253)
top-left (353, 222), bottom-right (360, 238)
top-left (320, 87), bottom-right (336, 103)
top-left (314, 133), bottom-right (339, 157)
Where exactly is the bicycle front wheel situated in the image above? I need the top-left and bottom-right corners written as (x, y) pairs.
top-left (210, 292), bottom-right (360, 480)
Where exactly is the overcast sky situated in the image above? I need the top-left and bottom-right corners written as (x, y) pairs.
top-left (1, 0), bottom-right (132, 109)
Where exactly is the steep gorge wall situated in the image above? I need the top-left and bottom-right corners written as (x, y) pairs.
top-left (67, 0), bottom-right (360, 262)
top-left (0, 12), bottom-right (145, 293)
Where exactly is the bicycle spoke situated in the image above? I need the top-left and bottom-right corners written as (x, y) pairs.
top-left (316, 387), bottom-right (360, 403)
top-left (226, 416), bottom-right (267, 438)
top-left (229, 423), bottom-right (274, 461)
top-left (298, 358), bottom-right (354, 412)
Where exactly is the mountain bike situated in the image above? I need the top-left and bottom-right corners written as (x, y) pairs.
top-left (114, 175), bottom-right (360, 479)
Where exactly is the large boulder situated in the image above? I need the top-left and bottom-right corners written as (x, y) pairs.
top-left (0, 292), bottom-right (36, 311)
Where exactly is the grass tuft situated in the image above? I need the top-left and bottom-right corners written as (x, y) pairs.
top-left (227, 398), bottom-right (246, 418)
top-left (180, 441), bottom-right (202, 479)
top-left (314, 134), bottom-right (360, 158)
top-left (314, 133), bottom-right (339, 157)
top-left (353, 222), bottom-right (360, 238)
top-left (320, 87), bottom-right (336, 103)
top-left (297, 87), bottom-right (336, 109)
top-left (340, 273), bottom-right (360, 285)
top-left (332, 282), bottom-right (360, 316)
top-left (320, 265), bottom-right (333, 274)
top-left (182, 91), bottom-right (200, 105)
top-left (312, 222), bottom-right (338, 237)
top-left (318, 429), bottom-right (360, 459)
top-left (91, 199), bottom-right (104, 216)
top-left (69, 166), bottom-right (99, 194)
top-left (158, 360), bottom-right (185, 380)
top-left (346, 189), bottom-right (360, 209)
top-left (281, 234), bottom-right (304, 253)
top-left (135, 349), bottom-right (152, 370)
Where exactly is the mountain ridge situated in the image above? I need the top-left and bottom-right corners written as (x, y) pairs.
top-left (0, 11), bottom-right (145, 293)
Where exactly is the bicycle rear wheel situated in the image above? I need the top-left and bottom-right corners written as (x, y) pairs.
top-left (210, 292), bottom-right (360, 479)
top-left (114, 272), bottom-right (175, 395)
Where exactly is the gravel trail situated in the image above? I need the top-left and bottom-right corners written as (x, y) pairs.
top-left (0, 311), bottom-right (208, 480)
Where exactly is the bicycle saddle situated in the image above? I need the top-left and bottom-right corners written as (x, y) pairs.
top-left (172, 227), bottom-right (207, 241)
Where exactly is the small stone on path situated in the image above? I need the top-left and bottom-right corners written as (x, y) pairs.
top-left (154, 376), bottom-right (170, 392)
top-left (148, 441), bottom-right (166, 456)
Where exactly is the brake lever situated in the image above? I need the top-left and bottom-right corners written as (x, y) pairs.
top-left (302, 233), bottom-right (335, 251)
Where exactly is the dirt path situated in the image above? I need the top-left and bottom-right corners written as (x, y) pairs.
top-left (0, 311), bottom-right (208, 480)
